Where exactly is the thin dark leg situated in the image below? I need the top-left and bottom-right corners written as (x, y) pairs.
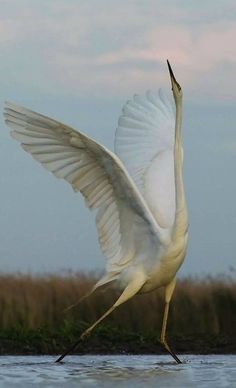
top-left (160, 301), bottom-right (181, 364)
top-left (55, 305), bottom-right (116, 362)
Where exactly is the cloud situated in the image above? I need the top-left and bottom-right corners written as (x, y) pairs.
top-left (0, 1), bottom-right (236, 102)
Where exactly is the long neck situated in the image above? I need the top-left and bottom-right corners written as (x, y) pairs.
top-left (173, 96), bottom-right (188, 240)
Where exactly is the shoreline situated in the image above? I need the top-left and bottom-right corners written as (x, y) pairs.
top-left (0, 330), bottom-right (235, 355)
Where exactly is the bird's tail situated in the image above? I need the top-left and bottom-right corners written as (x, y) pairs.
top-left (63, 271), bottom-right (119, 313)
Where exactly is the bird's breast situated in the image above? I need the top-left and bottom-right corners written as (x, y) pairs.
top-left (140, 232), bottom-right (188, 294)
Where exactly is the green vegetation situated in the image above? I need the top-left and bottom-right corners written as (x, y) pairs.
top-left (0, 272), bottom-right (235, 355)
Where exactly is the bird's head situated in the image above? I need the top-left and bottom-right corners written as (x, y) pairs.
top-left (167, 60), bottom-right (182, 101)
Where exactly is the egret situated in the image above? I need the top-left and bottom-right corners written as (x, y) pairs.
top-left (4, 61), bottom-right (188, 363)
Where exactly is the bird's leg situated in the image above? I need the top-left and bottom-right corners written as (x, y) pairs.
top-left (160, 302), bottom-right (181, 363)
top-left (160, 278), bottom-right (182, 364)
top-left (55, 304), bottom-right (116, 363)
top-left (55, 271), bottom-right (146, 362)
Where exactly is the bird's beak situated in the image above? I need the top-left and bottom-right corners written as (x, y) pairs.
top-left (167, 60), bottom-right (181, 94)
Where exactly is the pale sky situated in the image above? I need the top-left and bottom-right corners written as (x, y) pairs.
top-left (0, 0), bottom-right (236, 276)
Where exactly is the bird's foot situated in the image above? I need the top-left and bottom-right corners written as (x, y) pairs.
top-left (160, 339), bottom-right (182, 364)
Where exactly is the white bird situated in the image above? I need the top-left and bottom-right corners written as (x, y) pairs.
top-left (4, 61), bottom-right (188, 363)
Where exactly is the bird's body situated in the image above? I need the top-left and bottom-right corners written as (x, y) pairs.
top-left (111, 219), bottom-right (187, 295)
top-left (4, 61), bottom-right (188, 363)
top-left (139, 233), bottom-right (187, 294)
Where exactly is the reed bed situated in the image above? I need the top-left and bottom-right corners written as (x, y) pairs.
top-left (0, 272), bottom-right (235, 354)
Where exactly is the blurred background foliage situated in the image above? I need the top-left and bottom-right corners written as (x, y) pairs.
top-left (0, 272), bottom-right (235, 355)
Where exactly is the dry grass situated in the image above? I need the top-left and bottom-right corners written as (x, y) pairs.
top-left (0, 272), bottom-right (235, 338)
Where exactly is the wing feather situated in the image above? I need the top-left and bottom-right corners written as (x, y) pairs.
top-left (115, 89), bottom-right (176, 229)
top-left (4, 101), bottom-right (164, 283)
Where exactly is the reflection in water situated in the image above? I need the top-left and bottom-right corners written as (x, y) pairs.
top-left (0, 355), bottom-right (235, 387)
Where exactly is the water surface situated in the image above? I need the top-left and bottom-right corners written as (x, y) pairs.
top-left (0, 355), bottom-right (235, 387)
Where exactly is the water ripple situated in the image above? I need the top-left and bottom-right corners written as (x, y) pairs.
top-left (0, 354), bottom-right (235, 387)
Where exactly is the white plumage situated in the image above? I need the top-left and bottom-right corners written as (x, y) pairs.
top-left (4, 61), bottom-right (188, 363)
top-left (115, 89), bottom-right (176, 228)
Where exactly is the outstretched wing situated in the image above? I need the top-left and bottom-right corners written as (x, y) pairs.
top-left (4, 102), bottom-right (164, 286)
top-left (115, 89), bottom-right (176, 229)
